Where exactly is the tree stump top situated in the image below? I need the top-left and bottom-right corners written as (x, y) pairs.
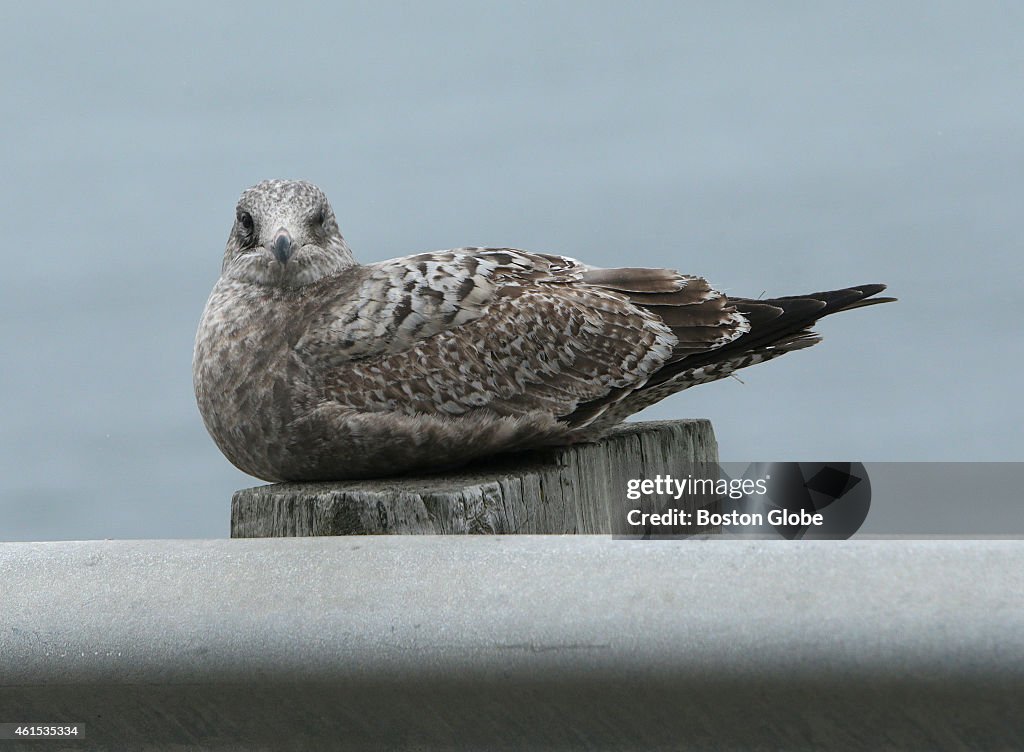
top-left (231, 419), bottom-right (718, 537)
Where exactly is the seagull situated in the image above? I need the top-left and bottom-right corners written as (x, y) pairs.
top-left (194, 179), bottom-right (893, 481)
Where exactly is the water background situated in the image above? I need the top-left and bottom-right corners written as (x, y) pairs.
top-left (2, 2), bottom-right (1021, 540)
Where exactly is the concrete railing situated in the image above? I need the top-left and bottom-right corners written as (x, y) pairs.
top-left (2, 537), bottom-right (1022, 749)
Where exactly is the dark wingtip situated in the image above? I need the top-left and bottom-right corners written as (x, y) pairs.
top-left (635, 281), bottom-right (893, 390)
top-left (828, 284), bottom-right (896, 312)
top-left (844, 293), bottom-right (897, 311)
top-left (772, 284), bottom-right (894, 316)
top-left (847, 284), bottom-right (897, 305)
top-left (851, 283), bottom-right (888, 297)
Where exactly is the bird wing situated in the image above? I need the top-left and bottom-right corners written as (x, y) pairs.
top-left (295, 248), bottom-right (748, 425)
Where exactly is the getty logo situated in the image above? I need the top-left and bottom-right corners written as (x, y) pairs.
top-left (725, 462), bottom-right (872, 539)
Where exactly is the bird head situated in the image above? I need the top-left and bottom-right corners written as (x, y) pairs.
top-left (222, 179), bottom-right (356, 287)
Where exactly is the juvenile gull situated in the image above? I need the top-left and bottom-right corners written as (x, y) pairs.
top-left (194, 179), bottom-right (893, 481)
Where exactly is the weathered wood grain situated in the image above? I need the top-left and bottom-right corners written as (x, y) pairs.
top-left (230, 419), bottom-right (719, 537)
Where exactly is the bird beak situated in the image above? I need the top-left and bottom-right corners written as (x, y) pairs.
top-left (271, 228), bottom-right (294, 265)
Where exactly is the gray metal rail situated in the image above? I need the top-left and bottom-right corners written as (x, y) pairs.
top-left (2, 537), bottom-right (1022, 750)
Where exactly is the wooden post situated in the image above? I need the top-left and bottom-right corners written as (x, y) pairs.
top-left (230, 419), bottom-right (719, 537)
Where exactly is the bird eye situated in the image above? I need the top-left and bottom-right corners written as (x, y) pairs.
top-left (238, 211), bottom-right (254, 236)
top-left (314, 207), bottom-right (326, 226)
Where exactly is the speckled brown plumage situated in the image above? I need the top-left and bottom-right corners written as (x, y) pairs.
top-left (194, 179), bottom-right (893, 481)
